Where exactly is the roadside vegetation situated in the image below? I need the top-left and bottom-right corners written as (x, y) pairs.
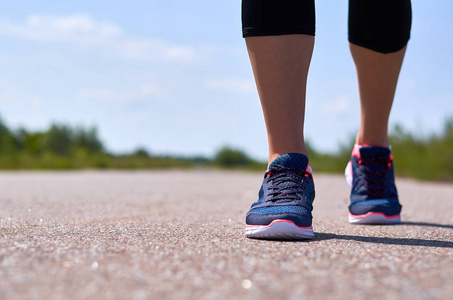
top-left (304, 118), bottom-right (453, 182)
top-left (0, 118), bottom-right (197, 170)
top-left (0, 116), bottom-right (451, 181)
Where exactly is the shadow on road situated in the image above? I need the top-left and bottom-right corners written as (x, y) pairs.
top-left (313, 232), bottom-right (453, 248)
top-left (398, 221), bottom-right (453, 229)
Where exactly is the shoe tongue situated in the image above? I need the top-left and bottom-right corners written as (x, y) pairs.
top-left (269, 153), bottom-right (309, 170)
top-left (359, 146), bottom-right (390, 159)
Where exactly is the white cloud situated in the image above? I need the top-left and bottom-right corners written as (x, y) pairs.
top-left (203, 78), bottom-right (255, 94)
top-left (0, 14), bottom-right (197, 63)
top-left (163, 46), bottom-right (196, 62)
top-left (138, 84), bottom-right (168, 99)
top-left (322, 96), bottom-right (352, 114)
top-left (78, 89), bottom-right (116, 101)
top-left (0, 14), bottom-right (121, 43)
top-left (78, 84), bottom-right (168, 103)
top-left (0, 81), bottom-right (42, 107)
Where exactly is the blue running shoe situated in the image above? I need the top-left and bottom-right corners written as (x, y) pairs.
top-left (245, 153), bottom-right (315, 239)
top-left (345, 145), bottom-right (402, 224)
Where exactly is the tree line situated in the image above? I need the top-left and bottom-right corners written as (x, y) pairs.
top-left (213, 118), bottom-right (453, 182)
top-left (0, 116), bottom-right (452, 181)
top-left (0, 117), bottom-right (193, 169)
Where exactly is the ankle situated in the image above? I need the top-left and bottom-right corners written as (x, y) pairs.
top-left (356, 134), bottom-right (390, 148)
top-left (268, 151), bottom-right (308, 168)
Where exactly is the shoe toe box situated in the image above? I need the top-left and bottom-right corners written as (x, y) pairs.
top-left (349, 199), bottom-right (402, 216)
top-left (246, 205), bottom-right (312, 228)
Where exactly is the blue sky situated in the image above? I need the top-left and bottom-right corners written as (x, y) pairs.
top-left (0, 1), bottom-right (452, 160)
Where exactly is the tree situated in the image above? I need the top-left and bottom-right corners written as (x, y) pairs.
top-left (0, 117), bottom-right (18, 154)
top-left (43, 124), bottom-right (73, 156)
top-left (214, 146), bottom-right (251, 167)
top-left (73, 127), bottom-right (103, 154)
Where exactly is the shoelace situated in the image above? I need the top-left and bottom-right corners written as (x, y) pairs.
top-left (266, 166), bottom-right (310, 202)
top-left (354, 156), bottom-right (392, 198)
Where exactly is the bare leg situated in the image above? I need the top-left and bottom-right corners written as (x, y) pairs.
top-left (246, 35), bottom-right (314, 165)
top-left (350, 43), bottom-right (407, 147)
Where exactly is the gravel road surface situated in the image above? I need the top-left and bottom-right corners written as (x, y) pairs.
top-left (0, 171), bottom-right (452, 299)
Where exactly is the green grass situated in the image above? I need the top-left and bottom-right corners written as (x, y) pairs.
top-left (0, 115), bottom-right (452, 182)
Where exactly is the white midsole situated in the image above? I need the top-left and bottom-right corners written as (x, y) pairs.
top-left (246, 220), bottom-right (314, 240)
top-left (349, 213), bottom-right (401, 224)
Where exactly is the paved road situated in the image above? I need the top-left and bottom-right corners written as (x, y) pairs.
top-left (0, 171), bottom-right (452, 300)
